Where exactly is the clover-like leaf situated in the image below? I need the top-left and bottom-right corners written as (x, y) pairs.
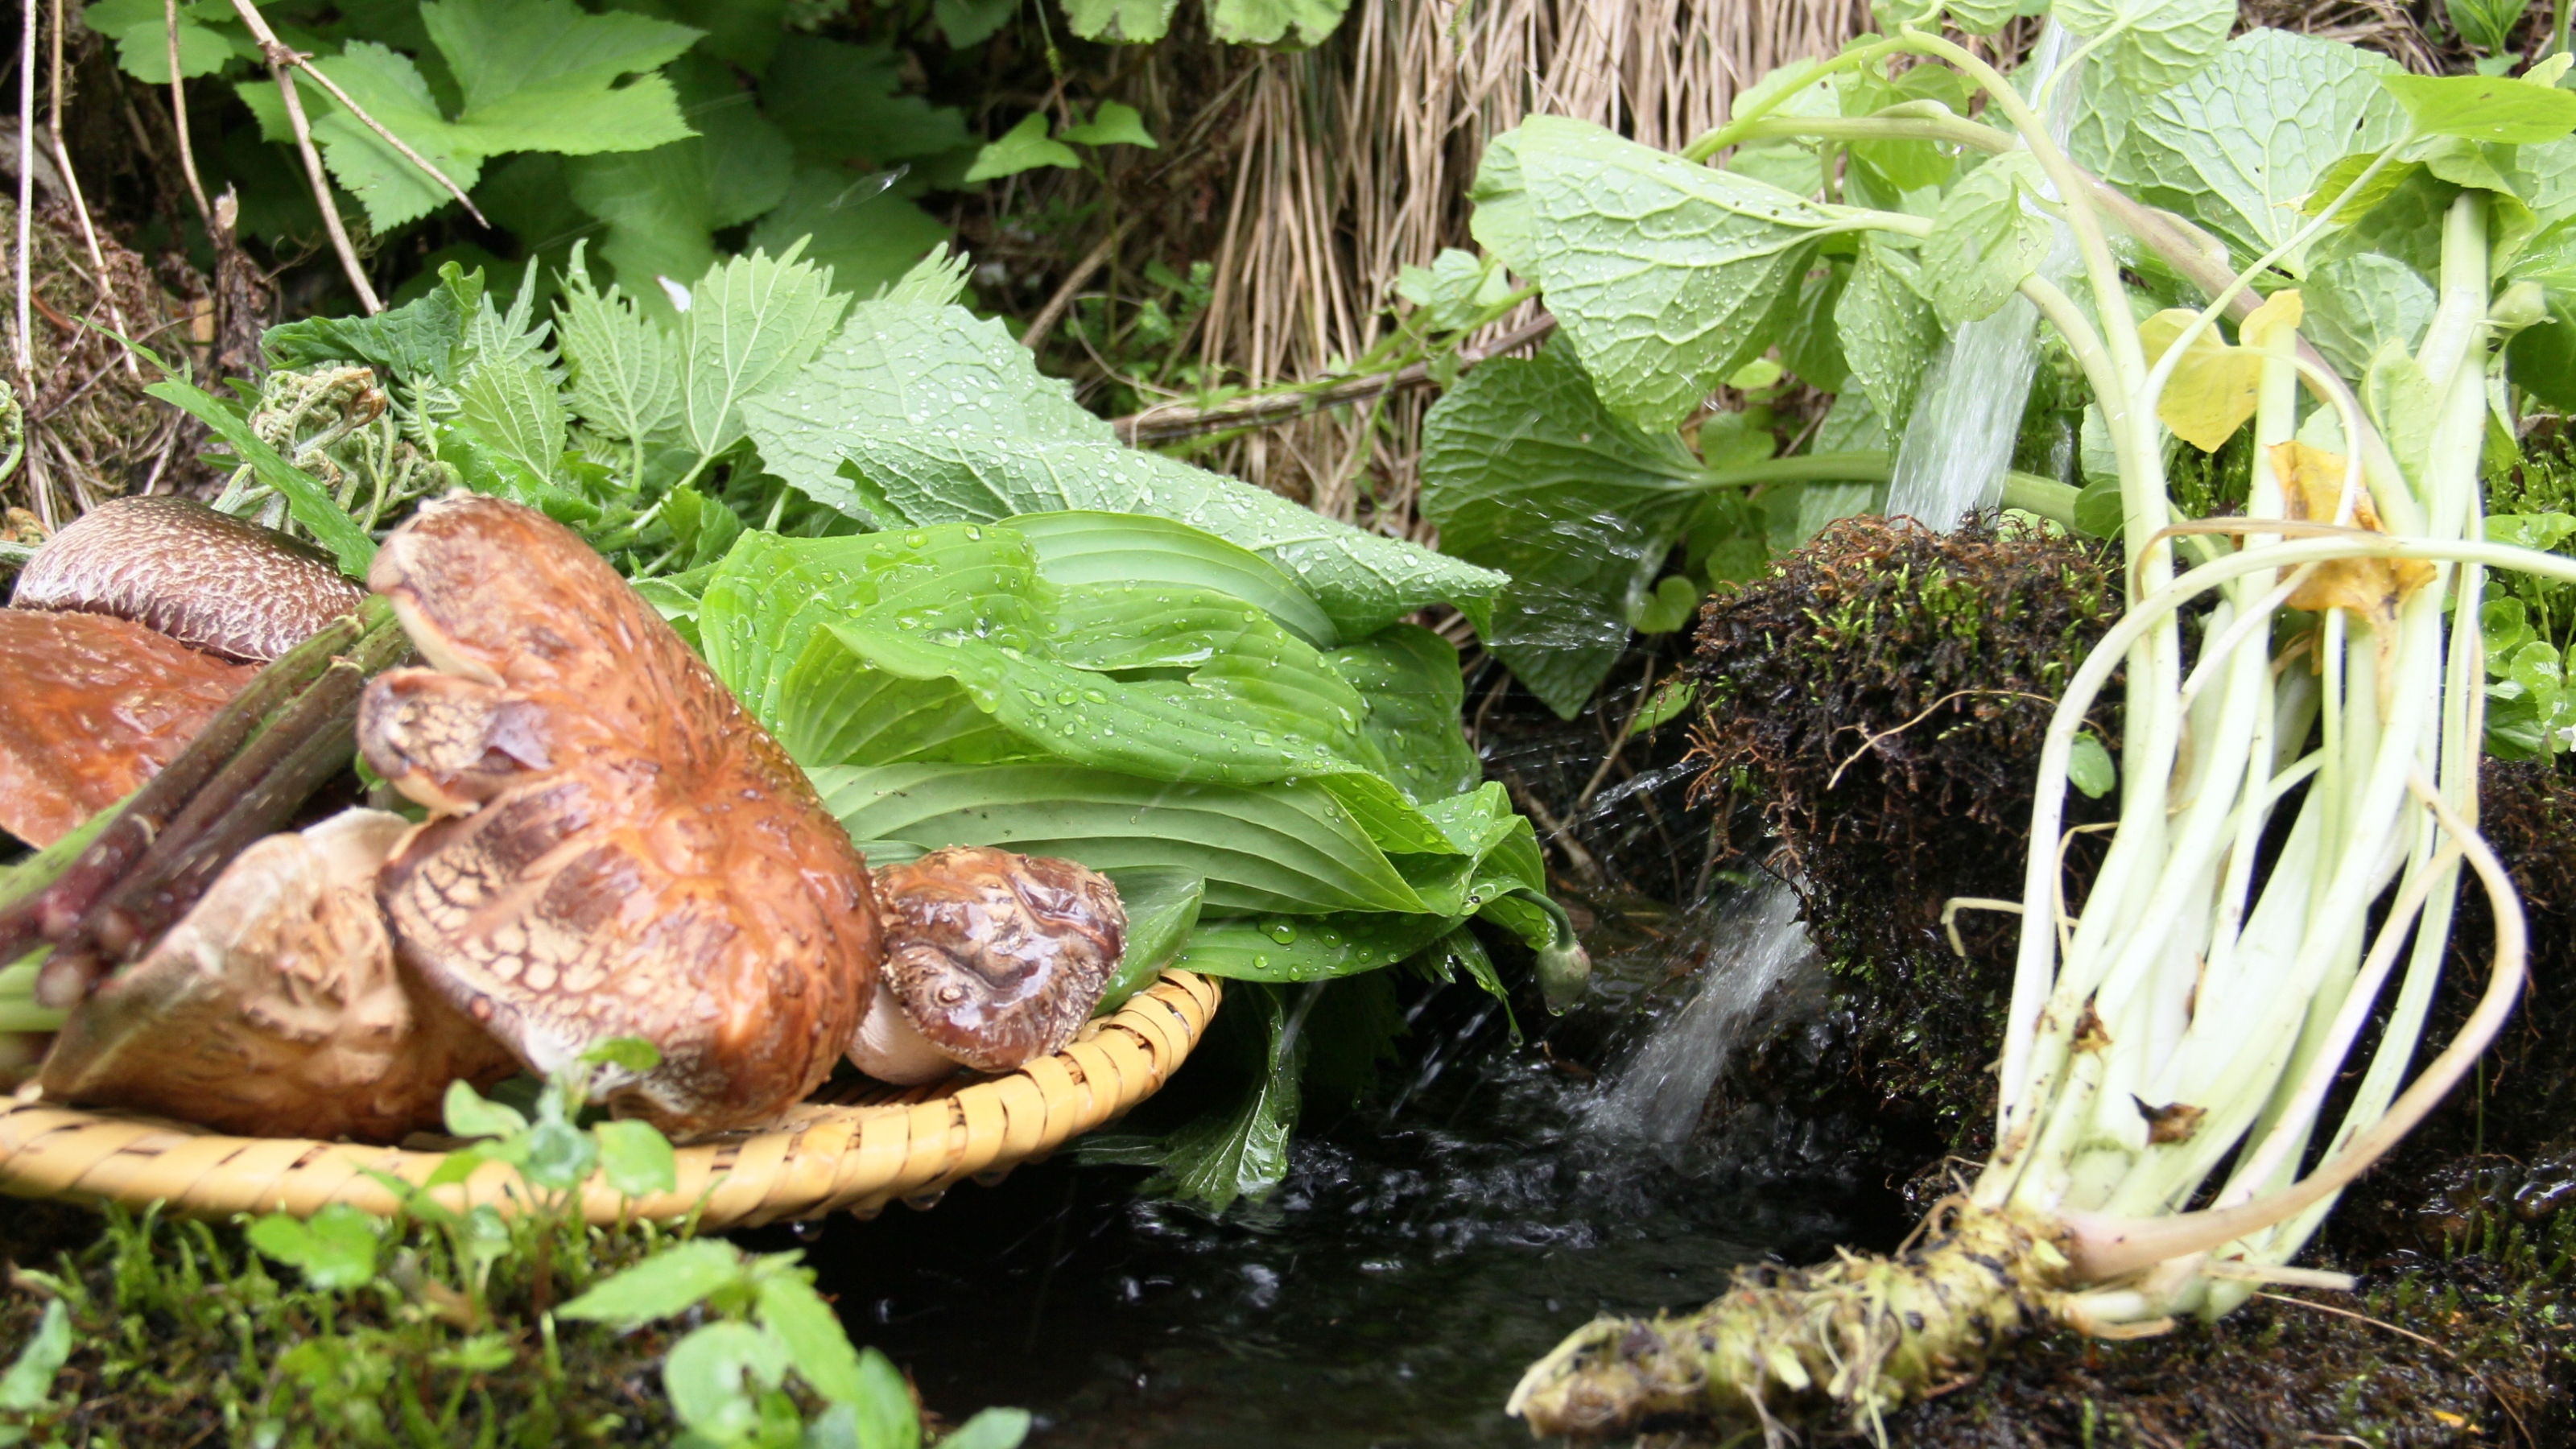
top-left (964, 112), bottom-right (1083, 183)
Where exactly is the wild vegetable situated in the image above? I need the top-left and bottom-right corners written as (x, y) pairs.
top-left (1463, 2), bottom-right (2576, 1435)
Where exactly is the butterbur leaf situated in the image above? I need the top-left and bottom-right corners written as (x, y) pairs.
top-left (1835, 236), bottom-right (1941, 430)
top-left (2380, 72), bottom-right (2576, 145)
top-left (558, 1240), bottom-right (746, 1324)
top-left (753, 1274), bottom-right (868, 1405)
top-left (1061, 101), bottom-right (1158, 148)
top-left (2054, 0), bottom-right (2233, 93)
top-left (2139, 291), bottom-right (2301, 451)
top-left (442, 1079), bottom-right (530, 1140)
top-left (965, 113), bottom-right (1083, 183)
top-left (1063, 0), bottom-right (1181, 42)
top-left (595, 1118), bottom-right (678, 1198)
top-left (2302, 254), bottom-right (2436, 380)
top-left (0, 1302), bottom-right (70, 1413)
top-left (1922, 153), bottom-right (2052, 326)
top-left (2271, 440), bottom-right (2437, 621)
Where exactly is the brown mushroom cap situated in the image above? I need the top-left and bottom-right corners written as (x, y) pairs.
top-left (12, 497), bottom-right (368, 663)
top-left (0, 609), bottom-right (258, 847)
top-left (39, 808), bottom-right (517, 1141)
top-left (867, 847), bottom-right (1125, 1075)
top-left (357, 493), bottom-right (880, 1137)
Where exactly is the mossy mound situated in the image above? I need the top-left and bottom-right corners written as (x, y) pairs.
top-left (1687, 514), bottom-right (2121, 1154)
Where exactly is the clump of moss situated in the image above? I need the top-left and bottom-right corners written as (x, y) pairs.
top-left (1688, 514), bottom-right (2121, 1149)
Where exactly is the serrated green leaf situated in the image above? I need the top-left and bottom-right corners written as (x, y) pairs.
top-left (2107, 29), bottom-right (2409, 268)
top-left (1062, 100), bottom-right (1158, 148)
top-left (965, 111), bottom-right (1083, 183)
top-left (0, 1302), bottom-right (70, 1413)
top-left (559, 1240), bottom-right (746, 1324)
top-left (457, 357), bottom-right (569, 484)
top-left (809, 763), bottom-right (1427, 914)
top-left (1148, 985), bottom-right (1298, 1212)
top-left (84, 0), bottom-right (241, 84)
top-left (594, 1118), bottom-right (678, 1199)
top-left (2303, 253), bottom-right (2436, 380)
top-left (264, 261), bottom-right (482, 382)
top-left (1208, 0), bottom-right (1349, 45)
top-left (299, 44), bottom-right (483, 231)
top-left (425, 0), bottom-right (700, 156)
top-left (2055, 0), bottom-right (2233, 93)
top-left (679, 242), bottom-right (848, 465)
top-left (1323, 624), bottom-right (1482, 803)
top-left (1922, 152), bottom-right (2052, 326)
top-left (1012, 509), bottom-right (1336, 646)
top-left (1507, 115), bottom-right (1844, 430)
top-left (559, 242), bottom-right (684, 448)
top-left (1099, 869), bottom-right (1203, 1009)
top-left (2382, 72), bottom-right (2576, 145)
top-left (1835, 235), bottom-right (1941, 430)
top-left (850, 1348), bottom-right (921, 1449)
top-left (756, 1274), bottom-right (867, 1405)
top-left (1064, 0), bottom-right (1179, 41)
top-left (745, 168), bottom-right (951, 299)
top-left (1419, 345), bottom-right (1722, 717)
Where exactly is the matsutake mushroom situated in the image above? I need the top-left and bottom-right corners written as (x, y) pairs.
top-left (357, 494), bottom-right (881, 1137)
top-left (40, 808), bottom-right (514, 1141)
top-left (850, 847), bottom-right (1127, 1085)
top-left (1, 498), bottom-right (366, 848)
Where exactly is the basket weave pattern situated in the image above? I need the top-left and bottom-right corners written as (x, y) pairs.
top-left (0, 972), bottom-right (1217, 1230)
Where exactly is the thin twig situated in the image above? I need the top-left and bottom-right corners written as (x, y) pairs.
top-left (48, 0), bottom-right (143, 379)
top-left (1021, 222), bottom-right (1125, 351)
top-left (14, 0), bottom-right (37, 376)
top-left (165, 0), bottom-right (212, 221)
top-left (279, 49), bottom-right (489, 228)
top-left (1113, 314), bottom-right (1556, 443)
top-left (228, 0), bottom-right (380, 313)
top-left (1825, 689), bottom-right (2062, 791)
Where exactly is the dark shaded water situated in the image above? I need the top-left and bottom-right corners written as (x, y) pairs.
top-left (755, 902), bottom-right (1892, 1448)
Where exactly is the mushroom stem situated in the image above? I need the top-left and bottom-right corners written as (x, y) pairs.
top-left (0, 605), bottom-right (375, 966)
top-left (28, 605), bottom-right (411, 1006)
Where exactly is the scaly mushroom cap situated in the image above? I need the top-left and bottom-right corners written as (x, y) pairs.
top-left (0, 609), bottom-right (257, 846)
top-left (12, 497), bottom-right (369, 663)
top-left (866, 847), bottom-right (1125, 1075)
top-left (39, 809), bottom-right (517, 1141)
top-left (357, 494), bottom-right (880, 1137)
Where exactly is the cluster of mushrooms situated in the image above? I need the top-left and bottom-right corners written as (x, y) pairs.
top-left (0, 493), bottom-right (1126, 1143)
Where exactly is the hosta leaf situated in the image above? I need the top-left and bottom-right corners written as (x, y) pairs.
top-left (1835, 235), bottom-right (1940, 430)
top-left (1323, 625), bottom-right (1483, 803)
top-left (1419, 344), bottom-right (1723, 717)
top-left (2055, 0), bottom-right (2233, 94)
top-left (1509, 115), bottom-right (1844, 430)
top-left (1177, 911), bottom-right (1458, 981)
top-left (679, 243), bottom-right (848, 464)
top-left (1012, 509), bottom-right (1336, 648)
top-left (1922, 152), bottom-right (2052, 325)
top-left (1100, 869), bottom-right (1204, 1008)
top-left (423, 0), bottom-right (701, 156)
top-left (807, 762), bottom-right (1427, 914)
top-left (2107, 29), bottom-right (2408, 268)
top-left (1064, 0), bottom-right (1180, 42)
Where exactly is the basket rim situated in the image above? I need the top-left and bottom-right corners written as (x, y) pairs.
top-left (0, 970), bottom-right (1219, 1230)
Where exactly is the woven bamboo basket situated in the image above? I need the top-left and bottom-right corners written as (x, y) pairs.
top-left (0, 971), bottom-right (1218, 1231)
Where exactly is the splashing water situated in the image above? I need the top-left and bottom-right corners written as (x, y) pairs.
top-left (1882, 21), bottom-right (2086, 531)
top-left (1591, 879), bottom-right (1818, 1143)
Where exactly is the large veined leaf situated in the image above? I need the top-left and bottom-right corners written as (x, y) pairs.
top-left (1012, 510), bottom-right (1338, 649)
top-left (423, 0), bottom-right (702, 156)
top-left (2054, 0), bottom-right (2233, 95)
top-left (1835, 235), bottom-right (1942, 431)
top-left (1064, 0), bottom-right (1183, 43)
top-left (679, 244), bottom-right (848, 469)
top-left (1921, 152), bottom-right (2054, 325)
top-left (1178, 911), bottom-right (1459, 982)
top-left (1419, 345), bottom-right (1732, 717)
top-left (1504, 116), bottom-right (1848, 431)
top-left (565, 143), bottom-right (720, 305)
top-left (2302, 254), bottom-right (2438, 381)
top-left (737, 283), bottom-right (1503, 639)
top-left (2108, 29), bottom-right (2408, 270)
top-left (558, 243), bottom-right (684, 452)
top-left (1100, 869), bottom-right (1205, 1007)
top-left (1323, 625), bottom-right (1483, 804)
top-left (1208, 0), bottom-right (1351, 46)
top-left (2380, 72), bottom-right (2576, 146)
top-left (745, 170), bottom-right (952, 300)
top-left (807, 763), bottom-right (1429, 914)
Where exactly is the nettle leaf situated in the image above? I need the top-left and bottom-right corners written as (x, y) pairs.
top-left (456, 358), bottom-right (570, 484)
top-left (1421, 344), bottom-right (1721, 716)
top-left (1835, 235), bottom-right (1941, 430)
top-left (2108, 29), bottom-right (2408, 269)
top-left (1922, 152), bottom-right (2052, 325)
top-left (2054, 0), bottom-right (2233, 95)
top-left (747, 169), bottom-right (951, 299)
top-left (2303, 253), bottom-right (2436, 380)
top-left (424, 0), bottom-right (701, 156)
top-left (679, 243), bottom-right (848, 466)
top-left (2381, 72), bottom-right (2576, 146)
top-left (1509, 116), bottom-right (1845, 431)
top-left (1100, 869), bottom-right (1205, 1008)
top-left (965, 112), bottom-right (1083, 183)
top-left (559, 243), bottom-right (684, 448)
top-left (1148, 985), bottom-right (1299, 1212)
top-left (1065, 0), bottom-right (1181, 42)
top-left (738, 278), bottom-right (1502, 639)
top-left (1207, 0), bottom-right (1351, 47)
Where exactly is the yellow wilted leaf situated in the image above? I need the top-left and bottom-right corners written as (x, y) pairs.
top-left (2240, 288), bottom-right (2303, 350)
top-left (2140, 311), bottom-right (2262, 451)
top-left (2271, 440), bottom-right (2436, 623)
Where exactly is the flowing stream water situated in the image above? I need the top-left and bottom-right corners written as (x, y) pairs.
top-left (1882, 20), bottom-right (2086, 529)
top-left (1589, 879), bottom-right (1817, 1142)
